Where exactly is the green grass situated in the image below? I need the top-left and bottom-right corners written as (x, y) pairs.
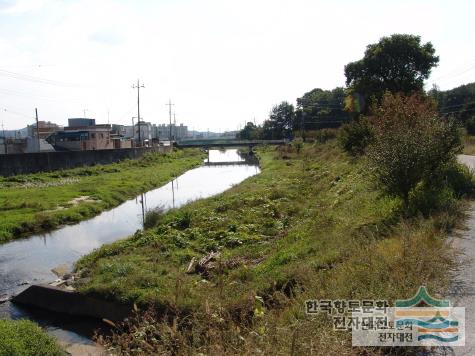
top-left (76, 142), bottom-right (461, 354)
top-left (0, 319), bottom-right (62, 356)
top-left (0, 149), bottom-right (204, 243)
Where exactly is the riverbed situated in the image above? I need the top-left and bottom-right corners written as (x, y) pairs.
top-left (0, 149), bottom-right (260, 346)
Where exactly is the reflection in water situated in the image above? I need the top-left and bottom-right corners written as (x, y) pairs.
top-left (0, 149), bottom-right (259, 344)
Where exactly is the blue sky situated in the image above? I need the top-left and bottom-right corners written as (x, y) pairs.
top-left (1, 0), bottom-right (475, 131)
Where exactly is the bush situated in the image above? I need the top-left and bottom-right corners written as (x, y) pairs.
top-left (144, 206), bottom-right (165, 229)
top-left (444, 162), bottom-right (475, 198)
top-left (367, 93), bottom-right (462, 210)
top-left (291, 138), bottom-right (303, 153)
top-left (314, 128), bottom-right (338, 143)
top-left (173, 210), bottom-right (192, 229)
top-left (337, 118), bottom-right (374, 155)
top-left (466, 116), bottom-right (475, 135)
top-left (0, 319), bottom-right (62, 356)
top-left (409, 183), bottom-right (457, 216)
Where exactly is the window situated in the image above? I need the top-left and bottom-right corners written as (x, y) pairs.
top-left (91, 133), bottom-right (96, 139)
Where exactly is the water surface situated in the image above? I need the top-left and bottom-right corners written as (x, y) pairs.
top-left (0, 149), bottom-right (260, 343)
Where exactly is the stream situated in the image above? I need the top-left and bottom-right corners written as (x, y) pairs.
top-left (0, 149), bottom-right (260, 346)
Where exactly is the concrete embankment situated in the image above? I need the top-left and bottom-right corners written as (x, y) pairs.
top-left (0, 146), bottom-right (171, 176)
top-left (12, 284), bottom-right (132, 322)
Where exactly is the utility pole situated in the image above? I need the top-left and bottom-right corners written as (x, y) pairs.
top-left (173, 112), bottom-right (176, 141)
top-left (165, 99), bottom-right (174, 142)
top-left (35, 108), bottom-right (40, 152)
top-left (132, 117), bottom-right (136, 143)
top-left (132, 80), bottom-right (145, 147)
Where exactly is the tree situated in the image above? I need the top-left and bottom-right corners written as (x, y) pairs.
top-left (366, 93), bottom-right (461, 209)
top-left (429, 82), bottom-right (475, 127)
top-left (345, 34), bottom-right (439, 113)
top-left (237, 122), bottom-right (261, 140)
top-left (296, 87), bottom-right (350, 130)
top-left (261, 101), bottom-right (295, 139)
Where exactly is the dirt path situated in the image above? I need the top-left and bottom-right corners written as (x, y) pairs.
top-left (444, 155), bottom-right (475, 355)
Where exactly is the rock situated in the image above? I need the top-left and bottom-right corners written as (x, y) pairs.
top-left (50, 279), bottom-right (67, 287)
top-left (186, 257), bottom-right (197, 273)
top-left (195, 251), bottom-right (221, 276)
top-left (51, 263), bottom-right (72, 279)
top-left (0, 295), bottom-right (10, 304)
top-left (58, 341), bottom-right (106, 356)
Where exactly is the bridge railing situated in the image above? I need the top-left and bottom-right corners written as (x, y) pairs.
top-left (176, 139), bottom-right (288, 147)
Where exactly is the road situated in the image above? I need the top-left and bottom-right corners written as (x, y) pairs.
top-left (444, 155), bottom-right (475, 355)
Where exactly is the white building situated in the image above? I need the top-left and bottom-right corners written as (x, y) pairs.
top-left (135, 121), bottom-right (153, 145)
top-left (156, 123), bottom-right (188, 140)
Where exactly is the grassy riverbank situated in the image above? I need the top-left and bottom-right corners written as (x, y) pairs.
top-left (75, 141), bottom-right (470, 354)
top-left (0, 149), bottom-right (204, 243)
top-left (0, 319), bottom-right (62, 356)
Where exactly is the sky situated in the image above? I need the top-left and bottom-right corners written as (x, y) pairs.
top-left (0, 0), bottom-right (475, 132)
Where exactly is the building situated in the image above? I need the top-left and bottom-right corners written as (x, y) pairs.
top-left (135, 121), bottom-right (153, 145)
top-left (110, 124), bottom-right (132, 149)
top-left (47, 123), bottom-right (114, 151)
top-left (156, 123), bottom-right (188, 140)
top-left (68, 118), bottom-right (96, 127)
top-left (111, 124), bottom-right (127, 137)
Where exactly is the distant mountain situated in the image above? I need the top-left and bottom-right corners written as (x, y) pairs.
top-left (3, 127), bottom-right (28, 138)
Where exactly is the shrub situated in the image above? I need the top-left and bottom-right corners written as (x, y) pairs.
top-left (366, 93), bottom-right (462, 210)
top-left (409, 182), bottom-right (457, 216)
top-left (466, 116), bottom-right (475, 135)
top-left (314, 128), bottom-right (338, 143)
top-left (337, 118), bottom-right (374, 155)
top-left (444, 161), bottom-right (475, 198)
top-left (144, 206), bottom-right (165, 229)
top-left (173, 210), bottom-right (192, 229)
top-left (0, 319), bottom-right (62, 356)
top-left (291, 138), bottom-right (303, 154)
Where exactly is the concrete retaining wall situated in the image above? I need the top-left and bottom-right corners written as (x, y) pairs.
top-left (12, 284), bottom-right (132, 321)
top-left (0, 146), bottom-right (172, 176)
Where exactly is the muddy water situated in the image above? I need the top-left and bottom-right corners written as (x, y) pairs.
top-left (0, 149), bottom-right (260, 345)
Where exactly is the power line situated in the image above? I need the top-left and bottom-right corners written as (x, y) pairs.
top-left (2, 108), bottom-right (33, 119)
top-left (441, 107), bottom-right (475, 116)
top-left (0, 68), bottom-right (83, 88)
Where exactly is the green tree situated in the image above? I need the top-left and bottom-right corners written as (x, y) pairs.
top-left (296, 87), bottom-right (349, 130)
top-left (429, 82), bottom-right (475, 128)
top-left (366, 93), bottom-right (461, 210)
top-left (338, 118), bottom-right (374, 156)
top-left (261, 101), bottom-right (295, 139)
top-left (345, 34), bottom-right (439, 113)
top-left (238, 122), bottom-right (261, 140)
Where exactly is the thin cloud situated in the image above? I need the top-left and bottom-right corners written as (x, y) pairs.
top-left (89, 30), bottom-right (125, 46)
top-left (0, 0), bottom-right (53, 14)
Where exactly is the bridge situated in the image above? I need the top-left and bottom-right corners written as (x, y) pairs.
top-left (175, 139), bottom-right (288, 149)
